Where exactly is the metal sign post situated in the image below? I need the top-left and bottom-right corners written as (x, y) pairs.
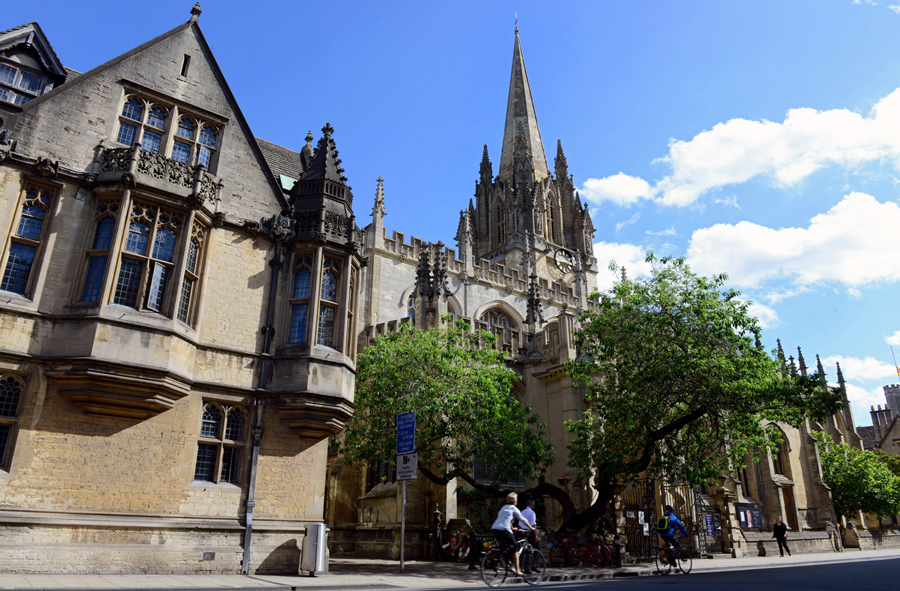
top-left (396, 412), bottom-right (416, 572)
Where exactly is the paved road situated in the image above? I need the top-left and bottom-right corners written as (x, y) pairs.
top-left (464, 556), bottom-right (900, 591)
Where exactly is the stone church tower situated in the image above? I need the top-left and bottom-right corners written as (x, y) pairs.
top-left (462, 27), bottom-right (597, 308)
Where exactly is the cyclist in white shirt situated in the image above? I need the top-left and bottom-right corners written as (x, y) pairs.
top-left (491, 492), bottom-right (536, 576)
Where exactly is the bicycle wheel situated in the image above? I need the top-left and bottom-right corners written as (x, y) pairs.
top-left (582, 542), bottom-right (604, 568)
top-left (549, 540), bottom-right (572, 567)
top-left (457, 541), bottom-right (470, 562)
top-left (481, 549), bottom-right (508, 588)
top-left (589, 542), bottom-right (612, 568)
top-left (524, 548), bottom-right (546, 585)
top-left (677, 548), bottom-right (692, 574)
top-left (655, 547), bottom-right (671, 575)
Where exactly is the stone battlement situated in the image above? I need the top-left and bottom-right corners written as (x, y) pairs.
top-left (380, 229), bottom-right (582, 309)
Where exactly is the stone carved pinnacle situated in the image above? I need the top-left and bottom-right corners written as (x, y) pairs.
top-left (836, 361), bottom-right (846, 390)
top-left (816, 354), bottom-right (826, 380)
top-left (305, 131), bottom-right (314, 145)
top-left (789, 355), bottom-right (797, 378)
top-left (797, 347), bottom-right (807, 377)
top-left (432, 241), bottom-right (452, 299)
top-left (191, 3), bottom-right (202, 18)
top-left (555, 139), bottom-right (568, 180)
top-left (373, 176), bottom-right (385, 217)
top-left (322, 122), bottom-right (335, 138)
top-left (480, 144), bottom-right (493, 182)
top-left (525, 272), bottom-right (544, 326)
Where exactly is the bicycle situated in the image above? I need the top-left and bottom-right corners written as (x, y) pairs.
top-left (546, 529), bottom-right (609, 568)
top-left (480, 535), bottom-right (546, 587)
top-left (439, 529), bottom-right (469, 562)
top-left (655, 539), bottom-right (692, 575)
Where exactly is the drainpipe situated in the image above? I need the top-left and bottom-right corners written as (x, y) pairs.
top-left (241, 239), bottom-right (283, 574)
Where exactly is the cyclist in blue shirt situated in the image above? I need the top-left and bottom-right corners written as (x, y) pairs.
top-left (659, 505), bottom-right (689, 563)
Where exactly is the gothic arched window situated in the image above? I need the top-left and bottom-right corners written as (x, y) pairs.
top-left (289, 255), bottom-right (313, 343)
top-left (317, 257), bottom-right (341, 347)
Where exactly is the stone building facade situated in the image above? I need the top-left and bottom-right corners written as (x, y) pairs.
top-left (323, 28), bottom-right (871, 561)
top-left (0, 6), bottom-right (877, 573)
top-left (0, 7), bottom-right (361, 574)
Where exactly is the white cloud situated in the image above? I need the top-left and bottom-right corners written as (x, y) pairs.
top-left (846, 287), bottom-right (863, 298)
top-left (589, 86), bottom-right (900, 208)
top-left (889, 5), bottom-right (900, 14)
top-left (592, 241), bottom-right (653, 291)
top-left (845, 384), bottom-right (885, 422)
top-left (821, 355), bottom-right (896, 382)
top-left (713, 195), bottom-right (741, 209)
top-left (886, 331), bottom-right (900, 346)
top-left (616, 213), bottom-right (641, 232)
top-left (686, 192), bottom-right (900, 288)
top-left (646, 226), bottom-right (677, 237)
top-left (581, 173), bottom-right (655, 207)
top-left (747, 301), bottom-right (780, 329)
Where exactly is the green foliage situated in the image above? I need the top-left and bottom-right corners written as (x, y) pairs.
top-left (875, 450), bottom-right (900, 478)
top-left (815, 432), bottom-right (900, 520)
top-left (341, 318), bottom-right (555, 488)
top-left (567, 253), bottom-right (845, 492)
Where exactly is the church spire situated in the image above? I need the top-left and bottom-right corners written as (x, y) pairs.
top-left (498, 27), bottom-right (549, 183)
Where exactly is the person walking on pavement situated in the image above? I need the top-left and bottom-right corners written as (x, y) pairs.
top-left (773, 516), bottom-right (791, 557)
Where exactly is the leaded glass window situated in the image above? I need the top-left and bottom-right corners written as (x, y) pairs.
top-left (112, 203), bottom-right (183, 313)
top-left (1, 185), bottom-right (53, 297)
top-left (0, 61), bottom-right (45, 106)
top-left (194, 402), bottom-right (248, 485)
top-left (177, 222), bottom-right (206, 326)
top-left (115, 94), bottom-right (221, 172)
top-left (0, 375), bottom-right (24, 469)
top-left (80, 201), bottom-right (119, 303)
top-left (316, 257), bottom-right (342, 348)
top-left (289, 255), bottom-right (313, 344)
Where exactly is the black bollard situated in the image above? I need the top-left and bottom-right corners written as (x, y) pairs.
top-left (613, 534), bottom-right (622, 568)
top-left (468, 529), bottom-right (479, 570)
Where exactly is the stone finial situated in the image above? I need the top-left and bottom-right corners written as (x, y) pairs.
top-left (321, 122), bottom-right (334, 138)
top-left (837, 361), bottom-right (846, 390)
top-left (816, 354), bottom-right (826, 379)
top-left (305, 131), bottom-right (314, 146)
top-left (373, 176), bottom-right (385, 217)
top-left (620, 266), bottom-right (627, 283)
top-left (797, 347), bottom-right (807, 377)
top-left (191, 3), bottom-right (202, 19)
top-left (789, 355), bottom-right (797, 378)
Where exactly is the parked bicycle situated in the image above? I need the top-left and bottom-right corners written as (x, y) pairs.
top-left (655, 540), bottom-right (692, 575)
top-left (546, 529), bottom-right (610, 568)
top-left (438, 529), bottom-right (470, 562)
top-left (480, 535), bottom-right (546, 587)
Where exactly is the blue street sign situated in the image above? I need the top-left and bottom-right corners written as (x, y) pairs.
top-left (397, 412), bottom-right (416, 454)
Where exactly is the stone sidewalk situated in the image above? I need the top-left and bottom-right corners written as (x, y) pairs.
top-left (1, 548), bottom-right (899, 590)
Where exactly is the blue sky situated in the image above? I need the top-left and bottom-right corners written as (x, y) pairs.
top-left (8, 0), bottom-right (900, 425)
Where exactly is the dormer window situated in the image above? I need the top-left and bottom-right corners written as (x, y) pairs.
top-left (0, 62), bottom-right (44, 106)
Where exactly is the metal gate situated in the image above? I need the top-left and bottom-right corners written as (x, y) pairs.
top-left (658, 482), bottom-right (703, 558)
top-left (621, 479), bottom-right (656, 559)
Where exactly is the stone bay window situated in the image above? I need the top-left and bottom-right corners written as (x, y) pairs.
top-left (285, 250), bottom-right (358, 356)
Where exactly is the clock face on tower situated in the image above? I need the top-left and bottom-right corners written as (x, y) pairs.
top-left (554, 249), bottom-right (575, 275)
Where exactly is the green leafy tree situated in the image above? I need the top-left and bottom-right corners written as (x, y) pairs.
top-left (560, 254), bottom-right (845, 531)
top-left (815, 432), bottom-right (900, 521)
top-left (340, 319), bottom-right (555, 489)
